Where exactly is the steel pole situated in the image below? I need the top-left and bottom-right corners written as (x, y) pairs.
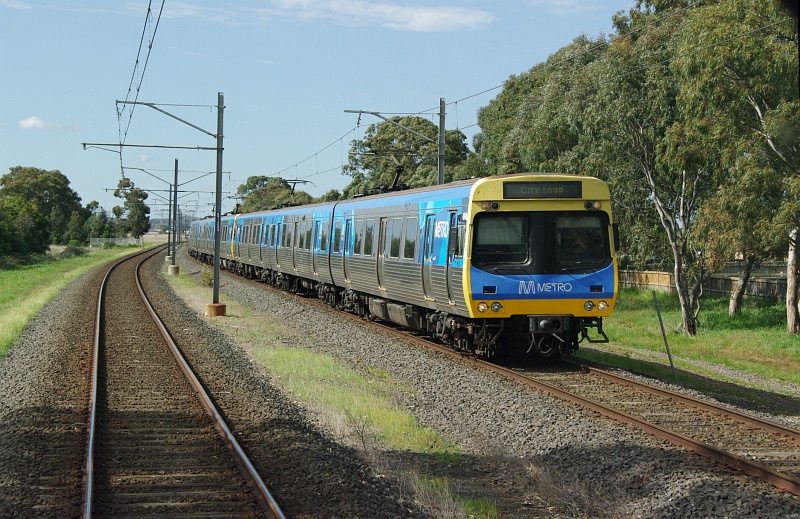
top-left (166, 180), bottom-right (172, 258)
top-left (212, 92), bottom-right (224, 305)
top-left (438, 97), bottom-right (445, 185)
top-left (172, 159), bottom-right (179, 264)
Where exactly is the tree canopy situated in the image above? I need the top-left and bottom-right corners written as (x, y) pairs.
top-left (236, 176), bottom-right (314, 212)
top-left (341, 116), bottom-right (470, 197)
top-left (463, 0), bottom-right (797, 334)
top-left (113, 177), bottom-right (151, 238)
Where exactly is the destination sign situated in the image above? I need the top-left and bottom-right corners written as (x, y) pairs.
top-left (503, 181), bottom-right (582, 199)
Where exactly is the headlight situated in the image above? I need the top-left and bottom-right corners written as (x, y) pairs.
top-left (584, 301), bottom-right (595, 311)
top-left (597, 301), bottom-right (608, 311)
top-left (491, 302), bottom-right (503, 312)
top-left (477, 302), bottom-right (489, 313)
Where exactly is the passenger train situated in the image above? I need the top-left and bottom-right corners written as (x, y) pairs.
top-left (188, 173), bottom-right (619, 358)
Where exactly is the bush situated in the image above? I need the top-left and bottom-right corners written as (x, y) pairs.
top-left (60, 242), bottom-right (87, 258)
top-left (200, 265), bottom-right (214, 287)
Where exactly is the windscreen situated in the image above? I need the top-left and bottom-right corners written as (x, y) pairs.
top-left (472, 211), bottom-right (611, 275)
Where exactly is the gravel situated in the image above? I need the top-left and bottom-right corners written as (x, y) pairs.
top-left (173, 246), bottom-right (800, 518)
top-left (1, 247), bottom-right (799, 518)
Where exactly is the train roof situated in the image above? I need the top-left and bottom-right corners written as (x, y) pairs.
top-left (190, 173), bottom-right (603, 223)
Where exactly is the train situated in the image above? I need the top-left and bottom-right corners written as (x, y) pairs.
top-left (188, 173), bottom-right (619, 359)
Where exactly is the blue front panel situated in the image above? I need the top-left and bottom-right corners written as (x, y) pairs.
top-left (469, 263), bottom-right (616, 301)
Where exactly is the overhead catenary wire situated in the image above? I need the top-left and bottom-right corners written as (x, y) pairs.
top-left (116, 0), bottom-right (166, 174)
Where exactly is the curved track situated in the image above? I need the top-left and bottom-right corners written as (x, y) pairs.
top-left (195, 253), bottom-right (800, 497)
top-left (83, 247), bottom-right (284, 518)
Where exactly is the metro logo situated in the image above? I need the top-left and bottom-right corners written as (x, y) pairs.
top-left (518, 281), bottom-right (573, 295)
top-left (434, 221), bottom-right (449, 238)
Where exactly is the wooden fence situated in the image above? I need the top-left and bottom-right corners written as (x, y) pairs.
top-left (618, 270), bottom-right (786, 300)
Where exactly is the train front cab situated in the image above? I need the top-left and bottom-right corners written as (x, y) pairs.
top-left (463, 174), bottom-right (618, 359)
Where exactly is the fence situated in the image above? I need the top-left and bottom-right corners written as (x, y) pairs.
top-left (89, 238), bottom-right (144, 248)
top-left (619, 269), bottom-right (787, 300)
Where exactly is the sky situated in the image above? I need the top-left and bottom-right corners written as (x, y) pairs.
top-left (1, 0), bottom-right (636, 220)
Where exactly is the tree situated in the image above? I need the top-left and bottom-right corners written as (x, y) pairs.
top-left (669, 0), bottom-right (798, 320)
top-left (342, 116), bottom-right (469, 197)
top-left (317, 189), bottom-right (342, 202)
top-left (0, 196), bottom-right (49, 256)
top-left (236, 176), bottom-right (314, 212)
top-left (84, 205), bottom-right (115, 239)
top-left (0, 166), bottom-right (83, 245)
top-left (113, 178), bottom-right (150, 238)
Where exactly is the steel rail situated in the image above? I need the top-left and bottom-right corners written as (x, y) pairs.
top-left (134, 250), bottom-right (285, 518)
top-left (573, 361), bottom-right (800, 442)
top-left (83, 245), bottom-right (166, 519)
top-left (471, 356), bottom-right (800, 496)
top-left (186, 252), bottom-right (800, 497)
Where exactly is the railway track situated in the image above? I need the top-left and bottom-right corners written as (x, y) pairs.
top-left (83, 247), bottom-right (284, 518)
top-left (404, 330), bottom-right (800, 497)
top-left (195, 254), bottom-right (800, 497)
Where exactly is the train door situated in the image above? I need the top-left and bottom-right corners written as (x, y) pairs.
top-left (343, 219), bottom-right (352, 282)
top-left (377, 217), bottom-right (387, 289)
top-left (292, 222), bottom-right (299, 270)
top-left (445, 211), bottom-right (458, 304)
top-left (273, 222), bottom-right (285, 268)
top-left (422, 214), bottom-right (436, 300)
top-left (258, 221), bottom-right (264, 262)
top-left (312, 221), bottom-right (320, 275)
top-left (235, 221), bottom-right (242, 259)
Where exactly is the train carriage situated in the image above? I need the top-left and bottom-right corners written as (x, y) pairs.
top-left (189, 173), bottom-right (618, 359)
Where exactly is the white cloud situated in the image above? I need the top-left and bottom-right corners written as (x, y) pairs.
top-left (137, 155), bottom-right (150, 163)
top-left (0, 0), bottom-right (32, 10)
top-left (18, 116), bottom-right (49, 130)
top-left (160, 0), bottom-right (496, 32)
top-left (18, 116), bottom-right (77, 131)
top-left (524, 0), bottom-right (604, 16)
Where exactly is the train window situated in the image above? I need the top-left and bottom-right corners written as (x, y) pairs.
top-left (364, 220), bottom-right (375, 257)
top-left (354, 220), bottom-right (364, 256)
top-left (389, 218), bottom-right (402, 258)
top-left (404, 217), bottom-right (418, 259)
top-left (319, 222), bottom-right (329, 252)
top-left (332, 221), bottom-right (342, 253)
top-left (456, 224), bottom-right (466, 258)
top-left (304, 223), bottom-right (312, 251)
top-left (472, 214), bottom-right (529, 265)
top-left (555, 215), bottom-right (607, 267)
top-left (296, 223), bottom-right (306, 249)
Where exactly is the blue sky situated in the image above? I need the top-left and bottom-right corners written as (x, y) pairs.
top-left (1, 0), bottom-right (635, 219)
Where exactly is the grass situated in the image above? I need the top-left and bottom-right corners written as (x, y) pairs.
top-left (0, 246), bottom-right (143, 357)
top-left (577, 288), bottom-right (800, 394)
top-left (165, 267), bottom-right (502, 516)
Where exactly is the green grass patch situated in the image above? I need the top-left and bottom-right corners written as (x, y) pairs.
top-left (165, 265), bottom-right (457, 456)
top-left (582, 289), bottom-right (800, 387)
top-left (0, 246), bottom-right (144, 357)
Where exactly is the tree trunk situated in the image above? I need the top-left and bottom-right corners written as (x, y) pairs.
top-left (674, 261), bottom-right (697, 336)
top-left (729, 256), bottom-right (756, 317)
top-left (787, 228), bottom-right (800, 334)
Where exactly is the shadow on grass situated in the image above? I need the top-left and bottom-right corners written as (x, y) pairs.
top-left (578, 348), bottom-right (800, 418)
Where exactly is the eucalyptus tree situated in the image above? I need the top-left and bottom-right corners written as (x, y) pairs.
top-left (0, 195), bottom-right (49, 256)
top-left (669, 0), bottom-right (798, 320)
top-left (588, 6), bottom-right (719, 335)
top-left (342, 116), bottom-right (469, 197)
top-left (236, 176), bottom-right (313, 212)
top-left (0, 166), bottom-right (83, 245)
top-left (113, 177), bottom-right (151, 238)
